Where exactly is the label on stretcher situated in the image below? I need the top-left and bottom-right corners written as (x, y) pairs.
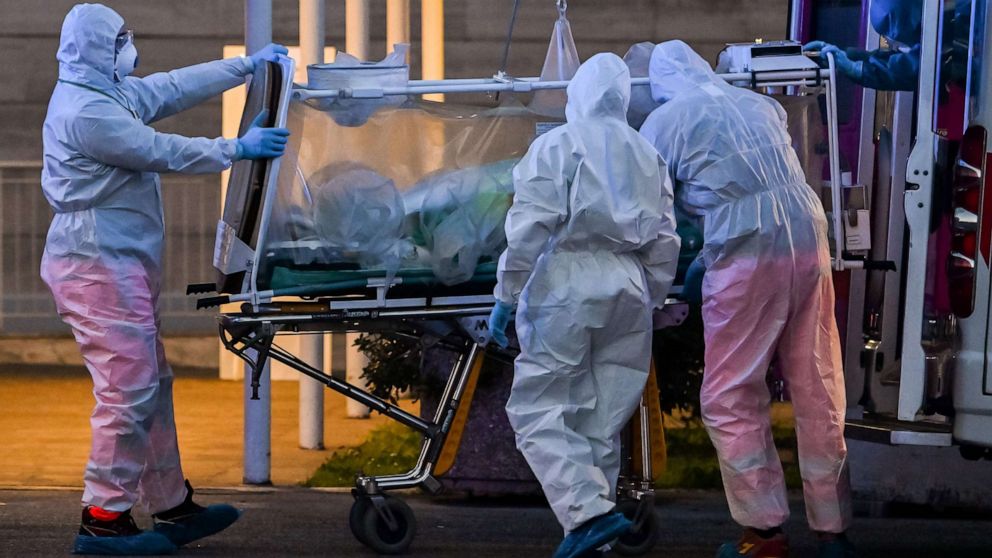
top-left (213, 220), bottom-right (255, 275)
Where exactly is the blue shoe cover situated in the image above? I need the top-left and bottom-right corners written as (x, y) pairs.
top-left (716, 542), bottom-right (741, 558)
top-left (554, 512), bottom-right (633, 558)
top-left (153, 504), bottom-right (241, 547)
top-left (73, 531), bottom-right (177, 555)
top-left (818, 537), bottom-right (857, 558)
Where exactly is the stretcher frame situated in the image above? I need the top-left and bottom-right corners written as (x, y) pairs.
top-left (197, 55), bottom-right (847, 555)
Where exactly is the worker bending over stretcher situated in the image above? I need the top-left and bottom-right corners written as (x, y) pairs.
top-left (41, 3), bottom-right (289, 555)
top-left (489, 53), bottom-right (680, 558)
top-left (640, 41), bottom-right (854, 558)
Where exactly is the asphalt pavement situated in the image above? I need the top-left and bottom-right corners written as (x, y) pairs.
top-left (2, 488), bottom-right (992, 557)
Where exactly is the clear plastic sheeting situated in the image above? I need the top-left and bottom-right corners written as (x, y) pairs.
top-left (311, 163), bottom-right (411, 272)
top-left (408, 160), bottom-right (517, 285)
top-left (305, 44), bottom-right (410, 127)
top-left (529, 5), bottom-right (580, 116)
top-left (262, 97), bottom-right (558, 288)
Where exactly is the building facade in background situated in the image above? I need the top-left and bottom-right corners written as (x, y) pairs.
top-left (0, 0), bottom-right (786, 335)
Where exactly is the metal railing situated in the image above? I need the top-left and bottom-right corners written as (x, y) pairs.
top-left (0, 162), bottom-right (220, 335)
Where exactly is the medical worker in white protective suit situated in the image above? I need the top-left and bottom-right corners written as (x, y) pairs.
top-left (489, 53), bottom-right (680, 558)
top-left (41, 4), bottom-right (290, 555)
top-left (640, 41), bottom-right (854, 558)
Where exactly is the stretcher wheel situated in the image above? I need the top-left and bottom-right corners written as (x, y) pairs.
top-left (356, 495), bottom-right (417, 555)
top-left (612, 498), bottom-right (661, 556)
top-left (349, 497), bottom-right (372, 545)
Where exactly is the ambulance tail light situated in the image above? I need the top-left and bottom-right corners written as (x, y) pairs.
top-left (949, 125), bottom-right (987, 318)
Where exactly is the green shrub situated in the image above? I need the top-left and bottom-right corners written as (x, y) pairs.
top-left (653, 306), bottom-right (706, 419)
top-left (352, 334), bottom-right (428, 403)
top-left (306, 423), bottom-right (422, 487)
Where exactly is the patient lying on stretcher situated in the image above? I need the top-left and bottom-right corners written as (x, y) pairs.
top-left (280, 158), bottom-right (519, 286)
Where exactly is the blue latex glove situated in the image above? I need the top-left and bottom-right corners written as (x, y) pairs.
top-left (822, 44), bottom-right (864, 81)
top-left (803, 40), bottom-right (833, 54)
top-left (236, 110), bottom-right (290, 161)
top-left (248, 43), bottom-right (289, 72)
top-left (682, 257), bottom-right (705, 305)
top-left (488, 301), bottom-right (513, 348)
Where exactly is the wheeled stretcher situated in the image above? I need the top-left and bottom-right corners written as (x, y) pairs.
top-left (190, 51), bottom-right (842, 554)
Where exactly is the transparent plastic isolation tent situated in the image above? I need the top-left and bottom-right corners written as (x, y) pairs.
top-left (201, 58), bottom-right (849, 310)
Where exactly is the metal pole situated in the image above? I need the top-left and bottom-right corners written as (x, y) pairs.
top-left (386, 0), bottom-right (410, 58)
top-left (421, 0), bottom-right (445, 101)
top-left (297, 0), bottom-right (326, 450)
top-left (346, 333), bottom-right (372, 418)
top-left (242, 0), bottom-right (273, 487)
top-left (343, 0), bottom-right (374, 420)
top-left (346, 0), bottom-right (371, 60)
top-left (826, 53), bottom-right (845, 271)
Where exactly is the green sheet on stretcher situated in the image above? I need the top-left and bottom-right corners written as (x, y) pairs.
top-left (265, 224), bottom-right (702, 297)
top-left (269, 262), bottom-right (498, 292)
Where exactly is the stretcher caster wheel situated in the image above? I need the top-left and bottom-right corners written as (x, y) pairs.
top-left (349, 496), bottom-right (372, 545)
top-left (612, 498), bottom-right (660, 556)
top-left (355, 495), bottom-right (417, 555)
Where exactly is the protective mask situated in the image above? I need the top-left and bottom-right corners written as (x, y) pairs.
top-left (114, 41), bottom-right (138, 82)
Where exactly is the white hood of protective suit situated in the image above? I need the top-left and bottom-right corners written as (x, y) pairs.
top-left (649, 40), bottom-right (728, 104)
top-left (57, 3), bottom-right (125, 89)
top-left (565, 53), bottom-right (631, 123)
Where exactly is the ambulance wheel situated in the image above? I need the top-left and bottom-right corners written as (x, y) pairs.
top-left (349, 496), bottom-right (372, 545)
top-left (613, 498), bottom-right (661, 556)
top-left (357, 495), bottom-right (417, 555)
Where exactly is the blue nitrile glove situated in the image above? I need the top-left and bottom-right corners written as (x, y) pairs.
top-left (248, 43), bottom-right (289, 72)
top-left (236, 110), bottom-right (290, 160)
top-left (682, 257), bottom-right (705, 305)
top-left (488, 301), bottom-right (513, 348)
top-left (803, 40), bottom-right (833, 54)
top-left (822, 44), bottom-right (864, 81)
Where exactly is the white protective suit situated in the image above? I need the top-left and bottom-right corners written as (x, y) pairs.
top-left (640, 41), bottom-right (852, 533)
top-left (496, 53), bottom-right (680, 532)
top-left (41, 3), bottom-right (253, 512)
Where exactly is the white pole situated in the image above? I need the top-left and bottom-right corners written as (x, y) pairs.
top-left (421, 0), bottom-right (444, 102)
top-left (346, 333), bottom-right (372, 418)
top-left (297, 0), bottom-right (326, 451)
top-left (343, 0), bottom-right (373, 420)
top-left (242, 0), bottom-right (272, 485)
top-left (386, 0), bottom-right (410, 57)
top-left (346, 0), bottom-right (371, 60)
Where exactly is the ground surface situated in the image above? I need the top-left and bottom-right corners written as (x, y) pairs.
top-left (0, 366), bottom-right (417, 487)
top-left (2, 488), bottom-right (992, 557)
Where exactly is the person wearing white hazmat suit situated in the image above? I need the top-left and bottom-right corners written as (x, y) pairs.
top-left (488, 53), bottom-right (680, 558)
top-left (639, 40), bottom-right (854, 558)
top-left (41, 3), bottom-right (290, 555)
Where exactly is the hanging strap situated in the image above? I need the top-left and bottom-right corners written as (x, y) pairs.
top-left (557, 0), bottom-right (567, 17)
top-left (57, 79), bottom-right (139, 120)
top-left (497, 0), bottom-right (522, 77)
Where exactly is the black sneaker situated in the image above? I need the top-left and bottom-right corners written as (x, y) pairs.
top-left (73, 507), bottom-right (177, 555)
top-left (152, 480), bottom-right (241, 547)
